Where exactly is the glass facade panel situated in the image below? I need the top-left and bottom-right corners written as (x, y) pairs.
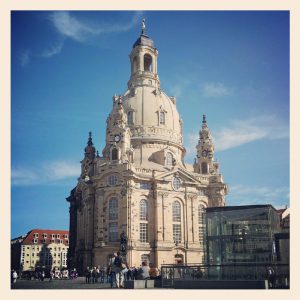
top-left (205, 205), bottom-right (280, 265)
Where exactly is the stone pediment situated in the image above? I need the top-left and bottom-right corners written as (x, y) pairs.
top-left (155, 168), bottom-right (200, 185)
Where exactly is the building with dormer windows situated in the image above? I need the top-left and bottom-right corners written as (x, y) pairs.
top-left (66, 21), bottom-right (228, 273)
top-left (11, 229), bottom-right (69, 273)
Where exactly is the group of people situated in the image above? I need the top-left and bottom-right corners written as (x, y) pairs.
top-left (20, 268), bottom-right (78, 281)
top-left (50, 268), bottom-right (78, 280)
top-left (108, 251), bottom-right (161, 288)
top-left (84, 265), bottom-right (109, 284)
top-left (85, 251), bottom-right (161, 288)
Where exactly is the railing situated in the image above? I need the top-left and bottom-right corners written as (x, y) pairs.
top-left (161, 263), bottom-right (289, 288)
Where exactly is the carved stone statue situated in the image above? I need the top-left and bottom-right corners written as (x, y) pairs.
top-left (141, 19), bottom-right (146, 34)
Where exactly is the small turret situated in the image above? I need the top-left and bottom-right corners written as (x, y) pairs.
top-left (102, 96), bottom-right (132, 163)
top-left (80, 131), bottom-right (96, 180)
top-left (84, 131), bottom-right (96, 160)
top-left (194, 115), bottom-right (218, 174)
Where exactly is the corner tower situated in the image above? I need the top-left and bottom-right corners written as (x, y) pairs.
top-left (194, 115), bottom-right (218, 175)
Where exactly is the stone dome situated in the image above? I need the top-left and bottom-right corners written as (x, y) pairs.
top-left (123, 85), bottom-right (183, 148)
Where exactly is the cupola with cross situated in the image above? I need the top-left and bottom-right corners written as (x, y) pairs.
top-left (127, 19), bottom-right (160, 91)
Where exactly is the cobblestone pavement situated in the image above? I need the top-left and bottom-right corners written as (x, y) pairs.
top-left (11, 277), bottom-right (115, 289)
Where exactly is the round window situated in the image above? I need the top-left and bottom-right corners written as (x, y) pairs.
top-left (108, 175), bottom-right (117, 186)
top-left (172, 177), bottom-right (181, 190)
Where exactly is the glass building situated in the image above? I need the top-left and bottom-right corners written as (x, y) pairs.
top-left (205, 205), bottom-right (281, 265)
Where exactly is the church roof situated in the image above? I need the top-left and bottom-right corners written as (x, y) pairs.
top-left (22, 229), bottom-right (69, 245)
top-left (133, 33), bottom-right (154, 48)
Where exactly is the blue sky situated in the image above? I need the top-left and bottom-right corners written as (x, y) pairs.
top-left (11, 11), bottom-right (289, 238)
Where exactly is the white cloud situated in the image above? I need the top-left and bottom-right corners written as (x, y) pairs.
top-left (19, 50), bottom-right (30, 67)
top-left (11, 167), bottom-right (39, 186)
top-left (213, 115), bottom-right (289, 151)
top-left (184, 115), bottom-right (289, 159)
top-left (50, 11), bottom-right (142, 43)
top-left (40, 41), bottom-right (64, 58)
top-left (185, 132), bottom-right (199, 159)
top-left (12, 160), bottom-right (80, 186)
top-left (227, 184), bottom-right (289, 208)
top-left (202, 82), bottom-right (232, 98)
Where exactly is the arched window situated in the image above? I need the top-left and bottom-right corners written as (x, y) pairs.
top-left (172, 201), bottom-right (181, 222)
top-left (160, 111), bottom-right (165, 125)
top-left (127, 111), bottom-right (133, 125)
top-left (140, 199), bottom-right (148, 243)
top-left (173, 201), bottom-right (182, 243)
top-left (166, 152), bottom-right (173, 167)
top-left (108, 197), bottom-right (118, 220)
top-left (201, 162), bottom-right (208, 174)
top-left (133, 56), bottom-right (138, 73)
top-left (140, 200), bottom-right (148, 221)
top-left (144, 54), bottom-right (152, 72)
top-left (111, 148), bottom-right (118, 161)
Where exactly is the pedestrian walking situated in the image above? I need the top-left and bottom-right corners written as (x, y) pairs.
top-left (108, 253), bottom-right (117, 288)
top-left (114, 251), bottom-right (125, 288)
top-left (85, 267), bottom-right (91, 284)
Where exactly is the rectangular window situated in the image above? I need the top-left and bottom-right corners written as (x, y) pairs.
top-left (108, 222), bottom-right (118, 242)
top-left (140, 223), bottom-right (148, 243)
top-left (173, 224), bottom-right (181, 243)
top-left (33, 239), bottom-right (38, 244)
top-left (34, 233), bottom-right (39, 238)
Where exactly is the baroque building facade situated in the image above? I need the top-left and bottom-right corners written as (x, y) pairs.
top-left (67, 22), bottom-right (228, 273)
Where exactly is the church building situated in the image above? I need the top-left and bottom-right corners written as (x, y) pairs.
top-left (66, 21), bottom-right (228, 273)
